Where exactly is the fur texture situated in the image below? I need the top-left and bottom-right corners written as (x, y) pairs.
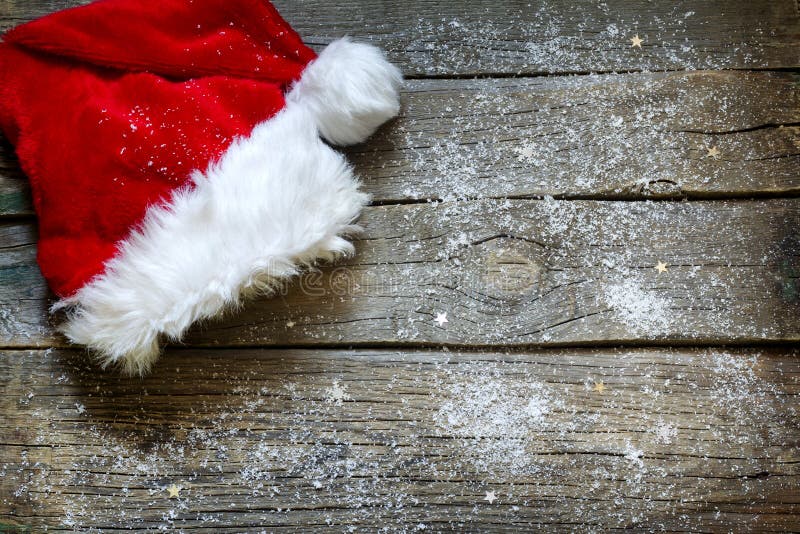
top-left (0, 0), bottom-right (320, 298)
top-left (56, 104), bottom-right (369, 375)
top-left (288, 38), bottom-right (403, 146)
top-left (50, 37), bottom-right (402, 374)
top-left (1, 1), bottom-right (403, 374)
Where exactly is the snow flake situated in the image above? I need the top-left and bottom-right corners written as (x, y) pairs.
top-left (325, 380), bottom-right (351, 405)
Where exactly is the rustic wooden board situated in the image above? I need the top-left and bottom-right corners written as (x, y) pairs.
top-left (1, 198), bottom-right (798, 348)
top-left (356, 71), bottom-right (800, 202)
top-left (1, 71), bottom-right (798, 216)
top-left (1, 347), bottom-right (798, 531)
top-left (0, 138), bottom-right (27, 216)
top-left (2, 0), bottom-right (799, 75)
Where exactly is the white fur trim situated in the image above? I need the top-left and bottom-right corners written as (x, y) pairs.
top-left (55, 104), bottom-right (369, 375)
top-left (288, 37), bottom-right (403, 146)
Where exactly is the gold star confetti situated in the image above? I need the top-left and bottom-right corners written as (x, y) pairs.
top-left (706, 146), bottom-right (720, 159)
top-left (593, 381), bottom-right (607, 394)
top-left (434, 312), bottom-right (448, 327)
top-left (655, 261), bottom-right (668, 273)
top-left (166, 484), bottom-right (181, 498)
top-left (630, 34), bottom-right (643, 48)
top-left (484, 490), bottom-right (497, 504)
top-left (285, 320), bottom-right (295, 328)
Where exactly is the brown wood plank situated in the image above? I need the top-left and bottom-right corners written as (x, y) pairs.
top-left (0, 140), bottom-right (28, 216)
top-left (1, 70), bottom-right (798, 216)
top-left (1, 198), bottom-right (797, 348)
top-left (357, 71), bottom-right (800, 203)
top-left (2, 0), bottom-right (798, 76)
top-left (1, 347), bottom-right (798, 530)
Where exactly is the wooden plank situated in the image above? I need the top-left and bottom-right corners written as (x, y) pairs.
top-left (356, 71), bottom-right (800, 202)
top-left (1, 198), bottom-right (798, 348)
top-left (2, 0), bottom-right (798, 75)
top-left (1, 347), bottom-right (798, 530)
top-left (1, 71), bottom-right (798, 216)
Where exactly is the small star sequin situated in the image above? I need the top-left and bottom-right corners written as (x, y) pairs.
top-left (706, 146), bottom-right (720, 159)
top-left (655, 261), bottom-right (668, 273)
top-left (630, 34), bottom-right (643, 48)
top-left (166, 484), bottom-right (181, 498)
top-left (434, 312), bottom-right (448, 327)
top-left (484, 490), bottom-right (497, 504)
top-left (593, 381), bottom-right (607, 394)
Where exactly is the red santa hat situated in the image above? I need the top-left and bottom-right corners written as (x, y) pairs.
top-left (0, 0), bottom-right (402, 374)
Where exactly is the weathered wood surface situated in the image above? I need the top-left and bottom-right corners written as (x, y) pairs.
top-left (2, 0), bottom-right (799, 75)
top-left (1, 347), bottom-right (798, 531)
top-left (1, 198), bottom-right (798, 348)
top-left (1, 0), bottom-right (798, 531)
top-left (357, 71), bottom-right (800, 202)
top-left (2, 70), bottom-right (799, 215)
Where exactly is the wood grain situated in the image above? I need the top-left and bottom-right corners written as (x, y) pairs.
top-left (2, 0), bottom-right (798, 75)
top-left (1, 347), bottom-right (797, 531)
top-left (355, 71), bottom-right (800, 203)
top-left (1, 70), bottom-right (798, 216)
top-left (1, 1), bottom-right (798, 531)
top-left (1, 198), bottom-right (797, 349)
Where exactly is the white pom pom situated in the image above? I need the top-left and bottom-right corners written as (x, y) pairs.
top-left (288, 38), bottom-right (402, 146)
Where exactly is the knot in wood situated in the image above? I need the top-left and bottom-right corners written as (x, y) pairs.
top-left (463, 235), bottom-right (545, 301)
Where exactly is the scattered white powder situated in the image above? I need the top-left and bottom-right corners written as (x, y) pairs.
top-left (623, 442), bottom-right (645, 469)
top-left (435, 370), bottom-right (556, 474)
top-left (407, 2), bottom-right (767, 75)
top-left (2, 349), bottom-right (798, 529)
top-left (0, 306), bottom-right (42, 339)
top-left (0, 0), bottom-right (791, 530)
top-left (603, 277), bottom-right (670, 335)
top-left (651, 419), bottom-right (678, 445)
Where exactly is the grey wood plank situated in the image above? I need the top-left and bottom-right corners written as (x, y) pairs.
top-left (357, 71), bottom-right (800, 203)
top-left (1, 71), bottom-right (798, 215)
top-left (1, 347), bottom-right (797, 530)
top-left (1, 198), bottom-right (797, 348)
top-left (2, 0), bottom-right (798, 75)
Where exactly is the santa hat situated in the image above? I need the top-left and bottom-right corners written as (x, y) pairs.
top-left (0, 0), bottom-right (402, 374)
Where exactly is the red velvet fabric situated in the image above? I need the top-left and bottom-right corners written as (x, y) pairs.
top-left (0, 0), bottom-right (317, 297)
